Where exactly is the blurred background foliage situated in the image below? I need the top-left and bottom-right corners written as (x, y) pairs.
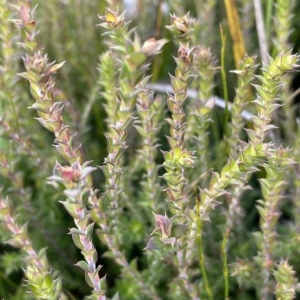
top-left (1, 0), bottom-right (300, 299)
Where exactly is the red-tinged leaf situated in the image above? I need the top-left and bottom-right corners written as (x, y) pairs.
top-left (20, 5), bottom-right (30, 23)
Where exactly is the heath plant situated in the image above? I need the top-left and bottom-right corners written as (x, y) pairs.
top-left (0, 1), bottom-right (300, 300)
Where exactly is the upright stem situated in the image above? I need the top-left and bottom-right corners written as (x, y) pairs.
top-left (253, 0), bottom-right (268, 62)
top-left (221, 227), bottom-right (231, 300)
top-left (220, 25), bottom-right (229, 141)
top-left (196, 199), bottom-right (213, 300)
top-left (264, 0), bottom-right (273, 46)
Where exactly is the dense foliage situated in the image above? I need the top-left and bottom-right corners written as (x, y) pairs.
top-left (1, 0), bottom-right (300, 299)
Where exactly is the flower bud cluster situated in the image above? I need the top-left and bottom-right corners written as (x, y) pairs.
top-left (274, 260), bottom-right (296, 300)
top-left (166, 13), bottom-right (194, 46)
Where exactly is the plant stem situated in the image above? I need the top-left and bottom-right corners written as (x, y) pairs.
top-left (0, 269), bottom-right (18, 289)
top-left (253, 0), bottom-right (268, 62)
top-left (264, 0), bottom-right (273, 47)
top-left (196, 198), bottom-right (213, 300)
top-left (221, 227), bottom-right (231, 300)
top-left (220, 25), bottom-right (229, 142)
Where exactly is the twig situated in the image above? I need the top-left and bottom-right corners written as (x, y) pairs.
top-left (253, 0), bottom-right (268, 62)
top-left (196, 198), bottom-right (213, 300)
top-left (220, 25), bottom-right (229, 142)
top-left (221, 227), bottom-right (231, 300)
top-left (287, 87), bottom-right (300, 103)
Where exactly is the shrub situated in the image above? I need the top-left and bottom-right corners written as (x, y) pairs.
top-left (0, 1), bottom-right (300, 299)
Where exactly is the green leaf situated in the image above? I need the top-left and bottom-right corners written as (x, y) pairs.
top-left (75, 260), bottom-right (92, 273)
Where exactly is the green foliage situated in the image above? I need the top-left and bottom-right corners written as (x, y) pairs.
top-left (0, 1), bottom-right (300, 300)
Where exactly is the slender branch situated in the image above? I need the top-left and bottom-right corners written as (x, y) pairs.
top-left (220, 25), bottom-right (229, 141)
top-left (253, 0), bottom-right (268, 62)
top-left (264, 0), bottom-right (273, 46)
top-left (196, 198), bottom-right (213, 300)
top-left (221, 227), bottom-right (231, 300)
